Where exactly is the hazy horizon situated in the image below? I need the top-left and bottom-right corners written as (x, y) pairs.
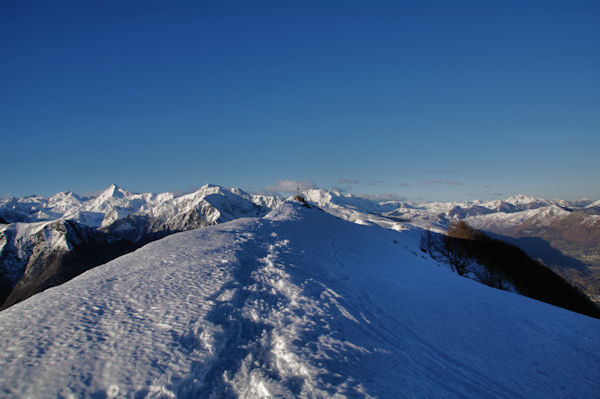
top-left (2, 181), bottom-right (598, 204)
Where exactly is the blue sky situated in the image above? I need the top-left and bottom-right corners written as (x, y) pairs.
top-left (1, 0), bottom-right (598, 201)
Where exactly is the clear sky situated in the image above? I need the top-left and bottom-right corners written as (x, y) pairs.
top-left (1, 0), bottom-right (599, 201)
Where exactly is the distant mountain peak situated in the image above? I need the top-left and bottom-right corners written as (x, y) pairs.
top-left (505, 194), bottom-right (546, 205)
top-left (99, 184), bottom-right (128, 199)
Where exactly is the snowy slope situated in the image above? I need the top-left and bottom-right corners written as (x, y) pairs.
top-left (0, 185), bottom-right (164, 226)
top-left (0, 185), bottom-right (282, 306)
top-left (300, 189), bottom-right (574, 231)
top-left (0, 192), bottom-right (83, 224)
top-left (465, 204), bottom-right (573, 231)
top-left (1, 185), bottom-right (598, 311)
top-left (0, 185), bottom-right (590, 229)
top-left (0, 202), bottom-right (598, 398)
top-left (0, 184), bottom-right (280, 229)
top-left (0, 221), bottom-right (72, 282)
top-left (102, 185), bottom-right (279, 242)
top-left (298, 191), bottom-right (600, 299)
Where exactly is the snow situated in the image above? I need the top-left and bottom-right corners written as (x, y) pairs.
top-left (465, 204), bottom-right (573, 232)
top-left (504, 194), bottom-right (547, 206)
top-left (587, 199), bottom-right (600, 208)
top-left (1, 220), bottom-right (70, 256)
top-left (0, 185), bottom-right (278, 287)
top-left (0, 184), bottom-right (595, 236)
top-left (1, 184), bottom-right (598, 323)
top-left (298, 190), bottom-right (584, 235)
top-left (0, 201), bottom-right (598, 398)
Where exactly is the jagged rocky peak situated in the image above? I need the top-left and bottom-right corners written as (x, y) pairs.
top-left (537, 203), bottom-right (572, 217)
top-left (47, 191), bottom-right (83, 212)
top-left (302, 189), bottom-right (335, 206)
top-left (201, 183), bottom-right (253, 198)
top-left (506, 194), bottom-right (538, 203)
top-left (251, 194), bottom-right (284, 209)
top-left (504, 194), bottom-right (549, 208)
top-left (176, 184), bottom-right (224, 200)
top-left (229, 186), bottom-right (250, 197)
top-left (86, 184), bottom-right (136, 213)
top-left (49, 190), bottom-right (82, 202)
top-left (98, 184), bottom-right (128, 199)
top-left (178, 184), bottom-right (264, 209)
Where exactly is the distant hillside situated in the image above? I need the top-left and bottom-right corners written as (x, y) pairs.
top-left (465, 209), bottom-right (600, 301)
top-left (421, 221), bottom-right (600, 319)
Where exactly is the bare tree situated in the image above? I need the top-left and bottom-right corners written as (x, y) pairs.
top-left (419, 229), bottom-right (437, 258)
top-left (420, 229), bottom-right (475, 276)
top-left (437, 236), bottom-right (475, 276)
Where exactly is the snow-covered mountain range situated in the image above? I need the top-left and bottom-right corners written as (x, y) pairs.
top-left (1, 185), bottom-right (599, 309)
top-left (0, 200), bottom-right (598, 398)
top-left (302, 190), bottom-right (600, 300)
top-left (0, 185), bottom-right (283, 308)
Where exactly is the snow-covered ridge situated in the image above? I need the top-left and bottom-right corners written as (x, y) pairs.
top-left (1, 185), bottom-right (598, 309)
top-left (0, 201), bottom-right (597, 398)
top-left (1, 185), bottom-right (594, 230)
top-left (0, 184), bottom-right (283, 307)
top-left (0, 184), bottom-right (275, 228)
top-left (296, 189), bottom-right (599, 234)
top-left (0, 185), bottom-right (595, 273)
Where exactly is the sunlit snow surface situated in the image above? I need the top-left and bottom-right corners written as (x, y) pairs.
top-left (0, 203), bottom-right (598, 398)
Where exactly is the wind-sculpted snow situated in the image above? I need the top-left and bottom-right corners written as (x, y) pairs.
top-left (0, 202), bottom-right (598, 398)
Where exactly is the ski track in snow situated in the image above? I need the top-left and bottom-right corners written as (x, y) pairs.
top-left (0, 203), bottom-right (599, 398)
